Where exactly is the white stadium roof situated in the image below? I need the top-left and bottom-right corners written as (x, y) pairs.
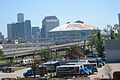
top-left (49, 23), bottom-right (97, 32)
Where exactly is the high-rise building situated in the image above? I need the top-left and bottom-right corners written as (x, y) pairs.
top-left (118, 14), bottom-right (120, 25)
top-left (7, 13), bottom-right (32, 43)
top-left (24, 20), bottom-right (32, 42)
top-left (118, 14), bottom-right (120, 32)
top-left (17, 13), bottom-right (24, 23)
top-left (41, 16), bottom-right (59, 38)
top-left (0, 32), bottom-right (4, 42)
top-left (7, 22), bottom-right (25, 42)
top-left (32, 27), bottom-right (40, 40)
top-left (7, 23), bottom-right (13, 40)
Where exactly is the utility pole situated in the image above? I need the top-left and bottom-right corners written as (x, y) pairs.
top-left (32, 52), bottom-right (36, 78)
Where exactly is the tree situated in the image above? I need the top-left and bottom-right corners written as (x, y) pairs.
top-left (66, 45), bottom-right (84, 59)
top-left (88, 30), bottom-right (105, 56)
top-left (88, 34), bottom-right (97, 53)
top-left (103, 24), bottom-right (120, 39)
top-left (113, 24), bottom-right (120, 33)
top-left (0, 49), bottom-right (4, 60)
top-left (38, 49), bottom-right (52, 61)
top-left (95, 30), bottom-right (105, 56)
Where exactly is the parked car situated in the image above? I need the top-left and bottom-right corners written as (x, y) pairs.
top-left (0, 67), bottom-right (16, 73)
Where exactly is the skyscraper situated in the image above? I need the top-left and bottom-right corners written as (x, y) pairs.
top-left (7, 22), bottom-right (25, 42)
top-left (118, 14), bottom-right (120, 32)
top-left (41, 16), bottom-right (59, 38)
top-left (7, 13), bottom-right (32, 43)
top-left (7, 23), bottom-right (13, 40)
top-left (17, 13), bottom-right (24, 23)
top-left (24, 20), bottom-right (32, 42)
top-left (0, 32), bottom-right (4, 42)
top-left (32, 27), bottom-right (40, 40)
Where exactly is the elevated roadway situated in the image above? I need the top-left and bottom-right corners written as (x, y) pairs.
top-left (1, 41), bottom-right (87, 58)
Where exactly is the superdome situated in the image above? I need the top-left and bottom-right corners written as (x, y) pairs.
top-left (49, 22), bottom-right (97, 32)
top-left (48, 22), bottom-right (97, 43)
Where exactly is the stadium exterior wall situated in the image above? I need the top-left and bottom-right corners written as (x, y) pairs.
top-left (48, 30), bottom-right (97, 43)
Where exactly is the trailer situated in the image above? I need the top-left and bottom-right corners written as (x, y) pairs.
top-left (43, 61), bottom-right (60, 72)
top-left (20, 59), bottom-right (34, 66)
top-left (56, 65), bottom-right (90, 76)
top-left (66, 62), bottom-right (97, 73)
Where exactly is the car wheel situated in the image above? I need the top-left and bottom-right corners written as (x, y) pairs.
top-left (84, 74), bottom-right (87, 77)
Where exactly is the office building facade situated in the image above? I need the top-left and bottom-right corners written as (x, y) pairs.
top-left (32, 27), bottom-right (40, 39)
top-left (105, 39), bottom-right (120, 62)
top-left (7, 13), bottom-right (33, 43)
top-left (0, 32), bottom-right (4, 42)
top-left (17, 13), bottom-right (24, 23)
top-left (7, 22), bottom-right (25, 42)
top-left (41, 16), bottom-right (59, 38)
top-left (7, 23), bottom-right (13, 40)
top-left (118, 14), bottom-right (120, 31)
top-left (24, 20), bottom-right (32, 42)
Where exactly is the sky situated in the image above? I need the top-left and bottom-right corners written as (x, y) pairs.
top-left (0, 0), bottom-right (120, 37)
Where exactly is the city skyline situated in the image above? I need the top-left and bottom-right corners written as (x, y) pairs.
top-left (7, 13), bottom-right (32, 42)
top-left (0, 0), bottom-right (120, 37)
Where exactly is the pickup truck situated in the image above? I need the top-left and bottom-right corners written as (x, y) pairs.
top-left (99, 60), bottom-right (105, 65)
top-left (79, 68), bottom-right (90, 76)
top-left (84, 67), bottom-right (92, 74)
top-left (23, 67), bottom-right (47, 77)
top-left (85, 65), bottom-right (98, 72)
top-left (97, 60), bottom-right (105, 67)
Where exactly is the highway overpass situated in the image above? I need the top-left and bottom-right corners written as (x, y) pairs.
top-left (1, 41), bottom-right (87, 58)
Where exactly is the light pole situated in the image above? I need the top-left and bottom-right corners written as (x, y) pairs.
top-left (32, 52), bottom-right (36, 78)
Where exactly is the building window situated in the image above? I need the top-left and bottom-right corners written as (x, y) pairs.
top-left (81, 32), bottom-right (86, 36)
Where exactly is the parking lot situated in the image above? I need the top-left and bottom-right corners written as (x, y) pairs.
top-left (90, 63), bottom-right (120, 80)
top-left (0, 63), bottom-right (120, 80)
top-left (0, 68), bottom-right (30, 79)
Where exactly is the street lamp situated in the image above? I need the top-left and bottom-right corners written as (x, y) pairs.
top-left (32, 52), bottom-right (36, 78)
